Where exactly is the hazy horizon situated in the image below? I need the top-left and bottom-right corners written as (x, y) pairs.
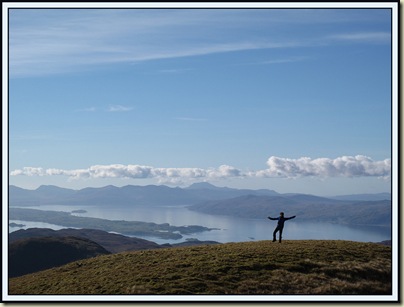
top-left (8, 181), bottom-right (392, 199)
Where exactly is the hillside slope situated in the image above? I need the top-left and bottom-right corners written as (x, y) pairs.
top-left (9, 236), bottom-right (111, 277)
top-left (9, 228), bottom-right (220, 253)
top-left (9, 240), bottom-right (391, 295)
top-left (9, 228), bottom-right (162, 253)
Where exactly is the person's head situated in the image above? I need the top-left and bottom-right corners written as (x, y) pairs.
top-left (280, 212), bottom-right (284, 217)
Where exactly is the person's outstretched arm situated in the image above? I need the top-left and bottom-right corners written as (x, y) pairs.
top-left (267, 216), bottom-right (277, 220)
top-left (285, 215), bottom-right (296, 220)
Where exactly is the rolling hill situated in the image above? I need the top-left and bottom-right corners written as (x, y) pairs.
top-left (8, 228), bottom-right (220, 278)
top-left (9, 228), bottom-right (162, 253)
top-left (9, 236), bottom-right (111, 277)
top-left (9, 228), bottom-right (219, 254)
top-left (8, 240), bottom-right (392, 295)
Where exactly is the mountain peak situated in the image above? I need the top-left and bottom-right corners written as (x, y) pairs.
top-left (186, 182), bottom-right (219, 190)
top-left (36, 185), bottom-right (60, 191)
top-left (36, 185), bottom-right (73, 192)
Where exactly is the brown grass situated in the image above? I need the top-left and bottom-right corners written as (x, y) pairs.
top-left (9, 240), bottom-right (391, 295)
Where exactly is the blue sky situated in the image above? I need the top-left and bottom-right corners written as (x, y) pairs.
top-left (6, 5), bottom-right (396, 196)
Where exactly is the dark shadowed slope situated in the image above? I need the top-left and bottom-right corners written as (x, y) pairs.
top-left (9, 228), bottom-right (162, 253)
top-left (9, 236), bottom-right (111, 277)
top-left (9, 228), bottom-right (220, 254)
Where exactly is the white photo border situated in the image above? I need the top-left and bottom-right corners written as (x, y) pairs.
top-left (2, 1), bottom-right (399, 303)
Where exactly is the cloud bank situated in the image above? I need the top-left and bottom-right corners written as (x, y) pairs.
top-left (10, 155), bottom-right (391, 184)
top-left (255, 155), bottom-right (391, 179)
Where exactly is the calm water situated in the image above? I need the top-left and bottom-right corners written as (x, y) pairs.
top-left (9, 204), bottom-right (391, 245)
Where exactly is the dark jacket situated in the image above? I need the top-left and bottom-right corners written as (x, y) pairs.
top-left (268, 215), bottom-right (296, 228)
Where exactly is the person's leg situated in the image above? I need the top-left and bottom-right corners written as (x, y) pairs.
top-left (279, 227), bottom-right (283, 243)
top-left (273, 227), bottom-right (279, 242)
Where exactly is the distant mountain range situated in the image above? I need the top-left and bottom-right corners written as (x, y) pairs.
top-left (8, 183), bottom-right (277, 206)
top-left (8, 183), bottom-right (391, 227)
top-left (329, 193), bottom-right (391, 201)
top-left (8, 182), bottom-right (390, 207)
top-left (188, 195), bottom-right (391, 226)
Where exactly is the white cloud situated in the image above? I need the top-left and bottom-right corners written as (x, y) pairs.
top-left (211, 165), bottom-right (242, 178)
top-left (87, 164), bottom-right (152, 178)
top-left (10, 155), bottom-right (391, 184)
top-left (107, 105), bottom-right (133, 112)
top-left (75, 105), bottom-right (133, 112)
top-left (328, 32), bottom-right (391, 43)
top-left (10, 167), bottom-right (45, 176)
top-left (255, 155), bottom-right (391, 179)
top-left (260, 56), bottom-right (310, 65)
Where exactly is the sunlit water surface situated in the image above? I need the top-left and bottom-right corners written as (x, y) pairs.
top-left (9, 204), bottom-right (391, 245)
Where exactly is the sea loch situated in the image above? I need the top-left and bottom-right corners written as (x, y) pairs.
top-left (9, 204), bottom-right (391, 245)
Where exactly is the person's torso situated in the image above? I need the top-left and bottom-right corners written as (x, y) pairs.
top-left (277, 217), bottom-right (287, 226)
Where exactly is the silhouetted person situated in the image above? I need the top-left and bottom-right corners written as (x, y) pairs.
top-left (267, 212), bottom-right (296, 243)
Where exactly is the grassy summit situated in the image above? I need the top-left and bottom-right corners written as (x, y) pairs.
top-left (9, 240), bottom-right (391, 295)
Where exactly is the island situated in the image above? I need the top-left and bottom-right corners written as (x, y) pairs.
top-left (71, 209), bottom-right (87, 213)
top-left (9, 222), bottom-right (26, 228)
top-left (9, 208), bottom-right (215, 240)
